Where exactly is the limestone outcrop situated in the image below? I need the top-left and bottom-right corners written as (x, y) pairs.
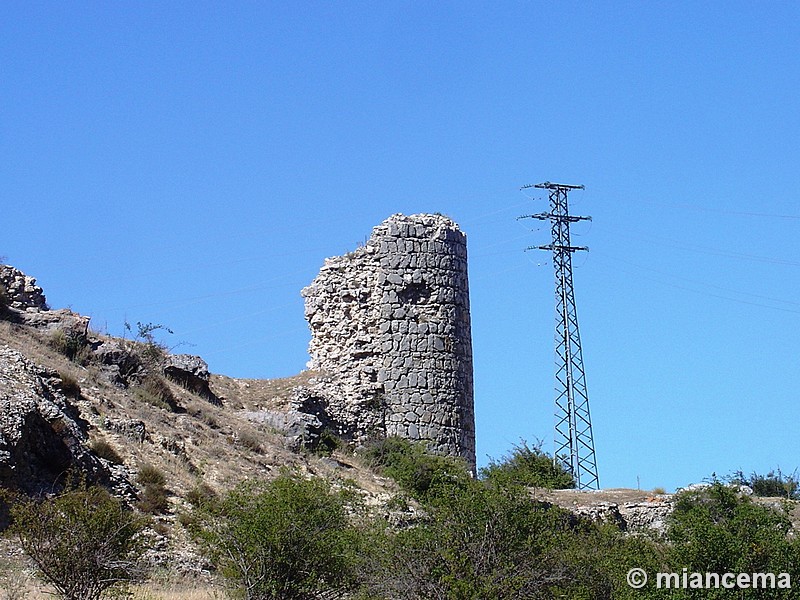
top-left (0, 264), bottom-right (89, 339)
top-left (164, 354), bottom-right (221, 405)
top-left (0, 345), bottom-right (113, 496)
top-left (301, 213), bottom-right (476, 466)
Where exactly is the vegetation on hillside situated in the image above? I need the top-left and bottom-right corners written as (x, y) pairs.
top-left (480, 439), bottom-right (576, 489)
top-left (193, 472), bottom-right (366, 600)
top-left (180, 441), bottom-right (800, 600)
top-left (4, 483), bottom-right (148, 600)
top-left (1, 441), bottom-right (799, 599)
top-left (728, 468), bottom-right (800, 500)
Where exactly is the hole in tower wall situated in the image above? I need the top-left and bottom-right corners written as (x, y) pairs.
top-left (398, 282), bottom-right (431, 305)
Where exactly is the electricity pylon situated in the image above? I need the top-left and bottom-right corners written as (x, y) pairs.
top-left (519, 181), bottom-right (599, 490)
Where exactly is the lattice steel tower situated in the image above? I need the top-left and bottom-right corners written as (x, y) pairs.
top-left (520, 181), bottom-right (599, 490)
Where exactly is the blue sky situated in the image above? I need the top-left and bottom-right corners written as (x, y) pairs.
top-left (3, 2), bottom-right (799, 492)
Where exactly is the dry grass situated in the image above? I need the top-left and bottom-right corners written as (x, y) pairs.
top-left (209, 371), bottom-right (320, 411)
top-left (0, 317), bottom-right (402, 580)
top-left (0, 322), bottom-right (393, 504)
top-left (129, 580), bottom-right (225, 600)
top-left (0, 573), bottom-right (223, 600)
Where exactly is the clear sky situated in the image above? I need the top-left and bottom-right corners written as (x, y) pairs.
top-left (3, 2), bottom-right (799, 492)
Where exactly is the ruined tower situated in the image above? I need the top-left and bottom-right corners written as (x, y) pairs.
top-left (302, 213), bottom-right (475, 467)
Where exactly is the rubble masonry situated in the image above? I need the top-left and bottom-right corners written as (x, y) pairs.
top-left (302, 213), bottom-right (476, 467)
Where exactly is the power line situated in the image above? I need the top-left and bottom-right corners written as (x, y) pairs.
top-left (605, 228), bottom-right (800, 267)
top-left (632, 197), bottom-right (800, 221)
top-left (593, 252), bottom-right (800, 315)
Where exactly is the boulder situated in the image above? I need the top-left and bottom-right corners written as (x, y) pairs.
top-left (0, 265), bottom-right (90, 347)
top-left (163, 354), bottom-right (221, 405)
top-left (244, 407), bottom-right (323, 452)
top-left (91, 338), bottom-right (142, 386)
top-left (18, 308), bottom-right (90, 336)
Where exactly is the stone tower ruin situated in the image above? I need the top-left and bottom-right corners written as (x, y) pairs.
top-left (301, 213), bottom-right (475, 467)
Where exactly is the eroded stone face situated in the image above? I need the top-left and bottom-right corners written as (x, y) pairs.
top-left (302, 213), bottom-right (475, 467)
top-left (0, 345), bottom-right (107, 496)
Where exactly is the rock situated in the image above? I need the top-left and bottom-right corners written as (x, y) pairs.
top-left (0, 345), bottom-right (125, 498)
top-left (0, 265), bottom-right (92, 363)
top-left (679, 482), bottom-right (712, 492)
top-left (163, 354), bottom-right (221, 405)
top-left (18, 308), bottom-right (90, 337)
top-left (618, 501), bottom-right (673, 534)
top-left (572, 502), bottom-right (626, 528)
top-left (91, 339), bottom-right (141, 385)
top-left (0, 265), bottom-right (47, 311)
top-left (103, 417), bottom-right (148, 443)
top-left (244, 406), bottom-right (323, 452)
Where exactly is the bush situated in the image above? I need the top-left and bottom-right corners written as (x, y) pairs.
top-left (185, 482), bottom-right (217, 508)
top-left (137, 464), bottom-right (169, 514)
top-left (90, 439), bottom-right (123, 465)
top-left (668, 482), bottom-right (799, 582)
top-left (237, 430), bottom-right (263, 454)
top-left (125, 321), bottom-right (171, 368)
top-left (360, 436), bottom-right (471, 501)
top-left (196, 471), bottom-right (364, 600)
top-left (553, 522), bottom-right (668, 600)
top-left (7, 485), bottom-right (148, 600)
top-left (480, 440), bottom-right (575, 489)
top-left (314, 427), bottom-right (345, 456)
top-left (367, 476), bottom-right (579, 599)
top-left (729, 468), bottom-right (800, 499)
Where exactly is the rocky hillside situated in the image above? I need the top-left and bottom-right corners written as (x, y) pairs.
top-left (0, 264), bottom-right (400, 575)
top-left (3, 262), bottom-right (797, 590)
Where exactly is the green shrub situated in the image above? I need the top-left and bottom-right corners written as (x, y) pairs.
top-left (729, 468), bottom-right (800, 499)
top-left (367, 476), bottom-right (580, 599)
top-left (553, 522), bottom-right (668, 600)
top-left (360, 436), bottom-right (471, 501)
top-left (314, 427), bottom-right (345, 456)
top-left (90, 439), bottom-right (123, 465)
top-left (480, 440), bottom-right (575, 489)
top-left (137, 464), bottom-right (169, 514)
top-left (196, 471), bottom-right (365, 600)
top-left (668, 482), bottom-right (799, 581)
top-left (7, 485), bottom-right (148, 600)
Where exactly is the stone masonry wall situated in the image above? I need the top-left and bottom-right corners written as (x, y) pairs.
top-left (301, 213), bottom-right (475, 467)
top-left (0, 265), bottom-right (48, 311)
